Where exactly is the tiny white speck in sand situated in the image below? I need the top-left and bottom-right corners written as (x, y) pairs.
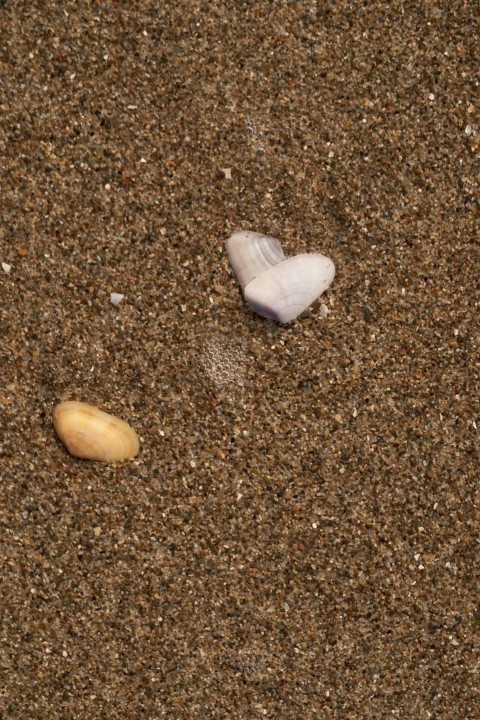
top-left (110, 293), bottom-right (125, 306)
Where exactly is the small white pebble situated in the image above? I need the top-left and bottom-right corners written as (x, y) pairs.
top-left (352, 408), bottom-right (358, 418)
top-left (104, 183), bottom-right (111, 190)
top-left (140, 157), bottom-right (147, 163)
top-left (319, 303), bottom-right (329, 318)
top-left (110, 293), bottom-right (124, 306)
top-left (453, 328), bottom-right (459, 336)
top-left (312, 522), bottom-right (318, 529)
top-left (2, 262), bottom-right (12, 274)
top-left (429, 93), bottom-right (435, 100)
top-left (93, 526), bottom-right (101, 537)
top-left (190, 460), bottom-right (196, 468)
top-left (221, 167), bottom-right (232, 179)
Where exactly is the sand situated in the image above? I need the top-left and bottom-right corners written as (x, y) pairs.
top-left (0, 1), bottom-right (478, 718)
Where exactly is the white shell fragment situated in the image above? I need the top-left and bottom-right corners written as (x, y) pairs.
top-left (110, 292), bottom-right (125, 306)
top-left (225, 231), bottom-right (335, 323)
top-left (53, 401), bottom-right (140, 461)
top-left (2, 262), bottom-right (12, 274)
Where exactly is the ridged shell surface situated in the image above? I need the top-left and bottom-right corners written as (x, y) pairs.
top-left (225, 231), bottom-right (285, 289)
top-left (53, 401), bottom-right (140, 462)
top-left (244, 254), bottom-right (335, 323)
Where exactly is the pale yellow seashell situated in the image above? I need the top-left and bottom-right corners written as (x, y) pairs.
top-left (53, 401), bottom-right (140, 462)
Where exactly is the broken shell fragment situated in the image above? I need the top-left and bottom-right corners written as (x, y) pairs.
top-left (110, 292), bottom-right (125, 306)
top-left (53, 401), bottom-right (139, 461)
top-left (225, 231), bottom-right (335, 323)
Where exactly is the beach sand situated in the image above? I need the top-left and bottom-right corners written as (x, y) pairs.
top-left (0, 1), bottom-right (478, 717)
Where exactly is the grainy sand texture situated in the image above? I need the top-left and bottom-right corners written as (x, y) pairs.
top-left (0, 1), bottom-right (479, 718)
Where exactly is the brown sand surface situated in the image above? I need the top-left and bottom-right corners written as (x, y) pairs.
top-left (0, 1), bottom-right (479, 718)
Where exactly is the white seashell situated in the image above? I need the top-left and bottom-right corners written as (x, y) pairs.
top-left (245, 254), bottom-right (335, 323)
top-left (225, 231), bottom-right (284, 289)
top-left (53, 401), bottom-right (139, 461)
top-left (225, 231), bottom-right (335, 323)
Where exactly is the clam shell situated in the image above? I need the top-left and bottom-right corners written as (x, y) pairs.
top-left (225, 230), bottom-right (336, 323)
top-left (53, 401), bottom-right (140, 462)
top-left (244, 253), bottom-right (335, 323)
top-left (225, 231), bottom-right (285, 289)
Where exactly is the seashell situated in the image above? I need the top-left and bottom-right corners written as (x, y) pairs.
top-left (53, 401), bottom-right (139, 462)
top-left (226, 231), bottom-right (335, 323)
top-left (225, 231), bottom-right (285, 289)
top-left (245, 254), bottom-right (335, 323)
